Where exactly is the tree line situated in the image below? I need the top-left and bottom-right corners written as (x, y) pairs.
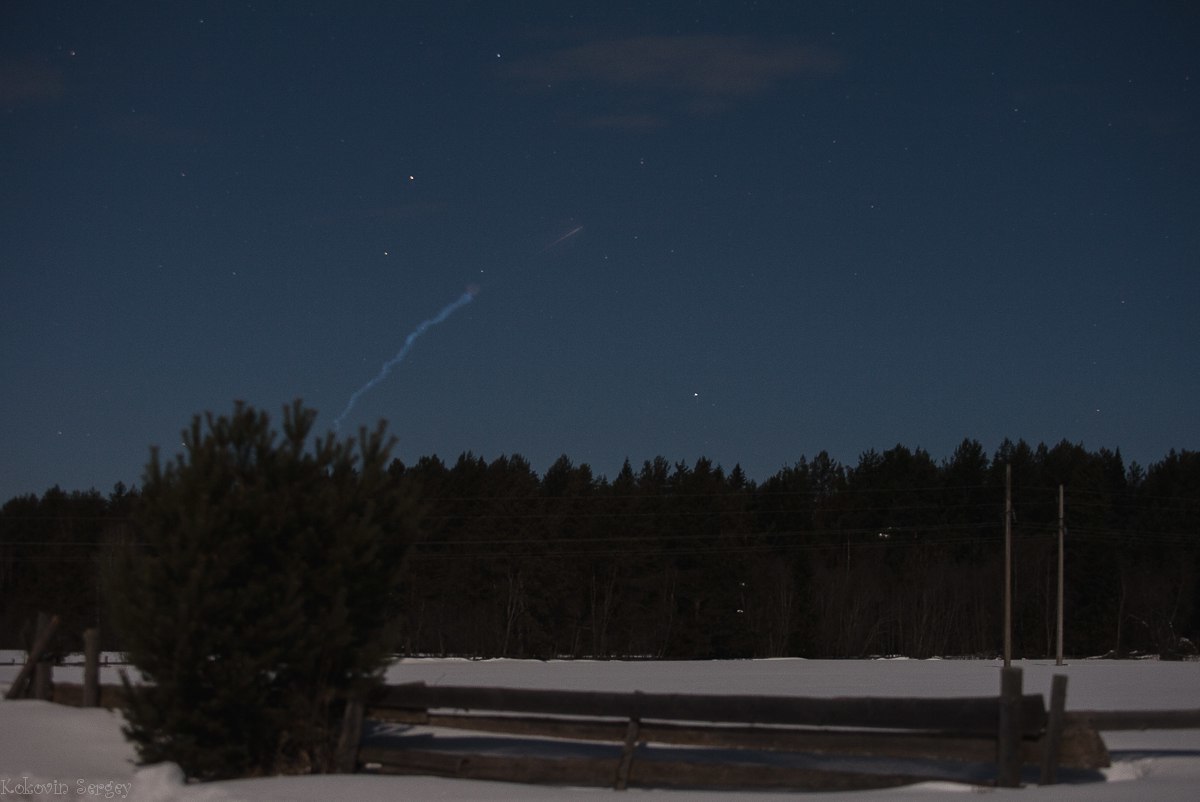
top-left (2, 433), bottom-right (1197, 660)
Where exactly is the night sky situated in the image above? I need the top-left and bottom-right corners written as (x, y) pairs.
top-left (3, 2), bottom-right (1197, 500)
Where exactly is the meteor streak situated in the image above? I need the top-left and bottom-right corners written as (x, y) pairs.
top-left (539, 224), bottom-right (583, 252)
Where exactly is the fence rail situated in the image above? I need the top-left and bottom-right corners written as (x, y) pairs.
top-left (1071, 709), bottom-right (1200, 730)
top-left (371, 681), bottom-right (1049, 735)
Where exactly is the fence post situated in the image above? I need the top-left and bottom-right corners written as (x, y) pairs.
top-left (1039, 674), bottom-right (1068, 785)
top-left (6, 614), bottom-right (60, 701)
top-left (33, 612), bottom-right (55, 700)
top-left (997, 666), bottom-right (1023, 787)
top-left (83, 628), bottom-right (101, 707)
top-left (615, 716), bottom-right (641, 791)
top-left (335, 696), bottom-right (366, 774)
top-left (615, 690), bottom-right (645, 790)
top-left (33, 665), bottom-right (52, 700)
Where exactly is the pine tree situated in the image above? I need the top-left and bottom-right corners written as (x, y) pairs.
top-left (107, 400), bottom-right (416, 779)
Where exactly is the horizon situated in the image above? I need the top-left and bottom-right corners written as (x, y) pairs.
top-left (4, 425), bottom-right (1179, 502)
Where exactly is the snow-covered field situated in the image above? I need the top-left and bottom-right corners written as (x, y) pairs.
top-left (1, 656), bottom-right (1198, 801)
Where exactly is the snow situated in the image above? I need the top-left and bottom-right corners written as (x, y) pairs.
top-left (2, 657), bottom-right (1198, 800)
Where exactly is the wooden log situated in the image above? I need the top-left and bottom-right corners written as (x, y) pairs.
top-left (1039, 674), bottom-right (1068, 785)
top-left (360, 747), bottom-right (618, 787)
top-left (627, 755), bottom-right (951, 792)
top-left (1070, 709), bottom-right (1200, 730)
top-left (371, 682), bottom-right (1046, 736)
top-left (82, 628), bottom-right (100, 708)
top-left (5, 614), bottom-right (60, 700)
top-left (996, 666), bottom-right (1023, 788)
top-left (360, 745), bottom-right (955, 792)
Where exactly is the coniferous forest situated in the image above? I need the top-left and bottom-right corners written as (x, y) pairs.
top-left (2, 435), bottom-right (1197, 660)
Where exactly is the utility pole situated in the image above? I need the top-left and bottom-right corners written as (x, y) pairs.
top-left (1056, 484), bottom-right (1065, 666)
top-left (1004, 463), bottom-right (1012, 668)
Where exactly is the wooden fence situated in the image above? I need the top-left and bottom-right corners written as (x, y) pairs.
top-left (7, 618), bottom-right (1199, 793)
top-left (3, 616), bottom-right (124, 708)
top-left (337, 667), bottom-right (1116, 791)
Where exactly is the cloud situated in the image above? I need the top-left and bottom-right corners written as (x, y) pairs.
top-left (505, 34), bottom-right (842, 125)
top-left (0, 59), bottom-right (64, 106)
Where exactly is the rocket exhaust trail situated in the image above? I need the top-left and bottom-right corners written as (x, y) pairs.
top-left (333, 289), bottom-right (475, 432)
top-left (332, 222), bottom-right (579, 433)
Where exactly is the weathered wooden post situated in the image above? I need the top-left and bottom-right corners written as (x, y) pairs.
top-left (4, 614), bottom-right (60, 700)
top-left (615, 716), bottom-right (641, 790)
top-left (32, 612), bottom-right (57, 701)
top-left (1039, 674), bottom-right (1068, 785)
top-left (615, 689), bottom-right (644, 790)
top-left (335, 696), bottom-right (366, 773)
top-left (83, 627), bottom-right (101, 707)
top-left (997, 666), bottom-right (1023, 787)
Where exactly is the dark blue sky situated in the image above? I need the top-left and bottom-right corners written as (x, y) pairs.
top-left (3, 2), bottom-right (1197, 499)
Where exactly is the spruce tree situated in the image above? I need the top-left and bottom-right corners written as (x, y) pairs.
top-left (108, 400), bottom-right (415, 779)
